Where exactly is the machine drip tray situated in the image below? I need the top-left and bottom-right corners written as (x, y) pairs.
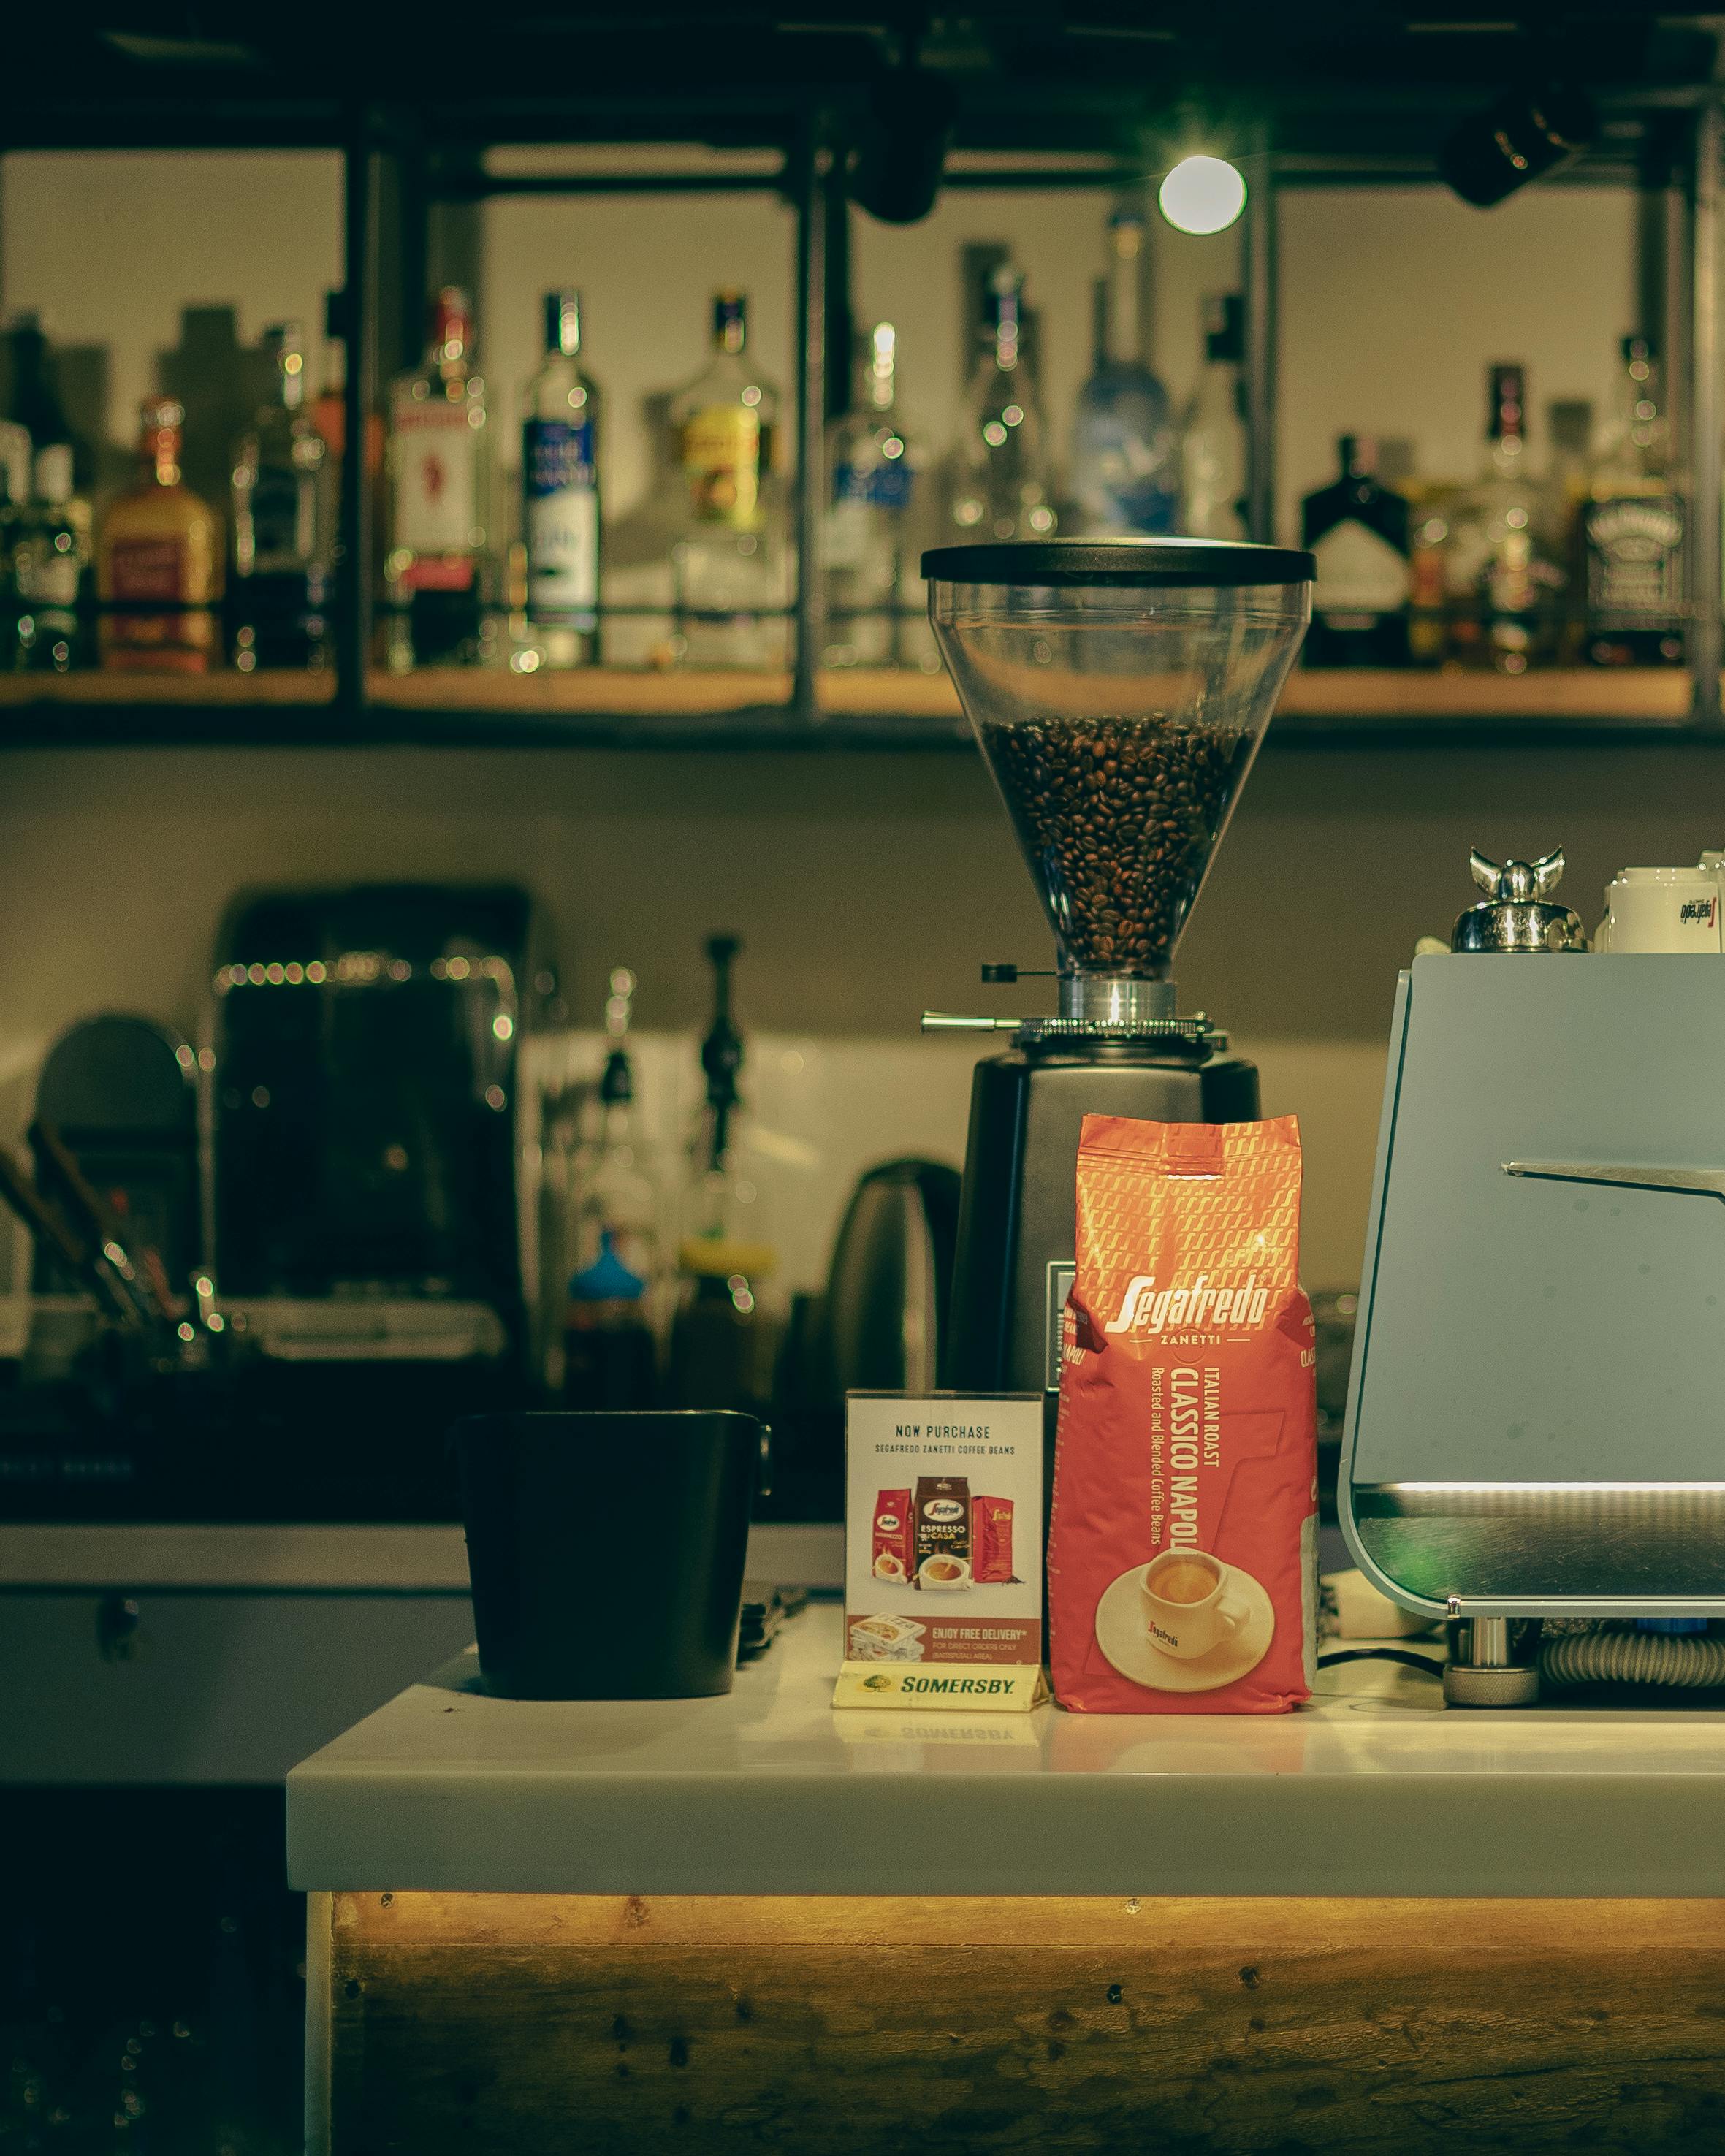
top-left (1352, 1482), bottom-right (1725, 1604)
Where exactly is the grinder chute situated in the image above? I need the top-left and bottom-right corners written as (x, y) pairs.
top-left (921, 538), bottom-right (1314, 1395)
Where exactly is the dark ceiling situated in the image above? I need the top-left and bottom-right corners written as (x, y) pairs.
top-left (3, 5), bottom-right (1717, 163)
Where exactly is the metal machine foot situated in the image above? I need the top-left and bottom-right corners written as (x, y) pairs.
top-left (1444, 1612), bottom-right (1539, 1708)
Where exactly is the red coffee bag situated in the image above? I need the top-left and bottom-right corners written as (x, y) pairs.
top-left (1048, 1114), bottom-right (1317, 1715)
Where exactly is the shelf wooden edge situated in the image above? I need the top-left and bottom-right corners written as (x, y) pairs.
top-left (0, 664), bottom-right (1716, 748)
top-left (1276, 668), bottom-right (1697, 723)
top-left (365, 667), bottom-right (793, 715)
top-left (818, 668), bottom-right (961, 720)
top-left (0, 671), bottom-right (339, 707)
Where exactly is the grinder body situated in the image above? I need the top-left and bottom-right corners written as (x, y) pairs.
top-left (944, 1038), bottom-right (1260, 1396)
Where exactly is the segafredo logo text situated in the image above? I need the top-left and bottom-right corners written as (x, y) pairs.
top-left (1103, 1271), bottom-right (1270, 1335)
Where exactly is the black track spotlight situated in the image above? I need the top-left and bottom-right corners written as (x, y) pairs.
top-left (848, 64), bottom-right (958, 225)
top-left (1439, 80), bottom-right (1597, 207)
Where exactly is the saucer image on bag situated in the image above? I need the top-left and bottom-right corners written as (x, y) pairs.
top-left (1094, 1557), bottom-right (1276, 1693)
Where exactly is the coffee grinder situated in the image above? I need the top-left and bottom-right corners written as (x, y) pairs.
top-left (920, 539), bottom-right (1314, 1396)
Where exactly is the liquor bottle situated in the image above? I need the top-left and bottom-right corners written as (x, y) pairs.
top-left (823, 322), bottom-right (929, 667)
top-left (1180, 293), bottom-right (1246, 541)
top-left (669, 291), bottom-right (785, 668)
top-left (384, 286), bottom-right (491, 668)
top-left (0, 423), bottom-right (30, 523)
top-left (1443, 364), bottom-right (1562, 673)
top-left (96, 397), bottom-right (221, 673)
top-left (563, 1233), bottom-right (657, 1409)
top-left (1542, 398), bottom-right (1594, 666)
top-left (311, 294), bottom-right (386, 649)
top-left (1071, 212), bottom-right (1178, 536)
top-left (228, 321), bottom-right (332, 672)
top-left (522, 290), bottom-right (602, 667)
top-left (2, 314), bottom-right (75, 476)
top-left (1301, 435), bottom-right (1411, 666)
top-left (311, 290), bottom-right (351, 459)
top-left (1583, 338), bottom-right (1684, 667)
top-left (950, 268), bottom-right (1056, 543)
top-left (311, 293), bottom-right (386, 511)
top-left (1406, 487), bottom-right (1455, 668)
top-left (4, 318), bottom-right (92, 577)
top-left (0, 465), bottom-right (20, 664)
top-left (15, 443), bottom-right (84, 672)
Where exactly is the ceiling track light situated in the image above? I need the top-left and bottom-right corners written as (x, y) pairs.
top-left (1439, 80), bottom-right (1598, 207)
top-left (848, 61), bottom-right (959, 225)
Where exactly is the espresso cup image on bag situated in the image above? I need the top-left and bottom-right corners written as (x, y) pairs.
top-left (918, 1553), bottom-right (972, 1590)
top-left (1139, 1549), bottom-right (1249, 1660)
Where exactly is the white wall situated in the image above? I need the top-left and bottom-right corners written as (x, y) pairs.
top-left (3, 150), bottom-right (343, 435)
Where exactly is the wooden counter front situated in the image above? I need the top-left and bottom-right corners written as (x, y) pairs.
top-left (309, 1889), bottom-right (1725, 2155)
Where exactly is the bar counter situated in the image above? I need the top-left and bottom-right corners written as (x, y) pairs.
top-left (288, 1599), bottom-right (1725, 1898)
top-left (292, 1603), bottom-right (1725, 2154)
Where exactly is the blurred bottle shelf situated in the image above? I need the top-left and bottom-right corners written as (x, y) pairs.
top-left (0, 665), bottom-right (1710, 747)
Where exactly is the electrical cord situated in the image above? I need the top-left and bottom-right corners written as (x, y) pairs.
top-left (1317, 1647), bottom-right (1447, 1677)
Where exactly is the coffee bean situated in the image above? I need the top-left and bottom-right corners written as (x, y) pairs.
top-left (979, 713), bottom-right (1249, 975)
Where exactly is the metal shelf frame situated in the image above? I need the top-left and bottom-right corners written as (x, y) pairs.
top-left (3, 61), bottom-right (1724, 744)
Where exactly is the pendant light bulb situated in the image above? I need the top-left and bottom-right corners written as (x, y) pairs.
top-left (1157, 155), bottom-right (1247, 236)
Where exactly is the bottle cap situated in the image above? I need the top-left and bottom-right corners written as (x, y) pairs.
top-left (1488, 363), bottom-right (1526, 440)
top-left (34, 443), bottom-right (72, 505)
top-left (598, 1047), bottom-right (633, 1106)
top-left (430, 287), bottom-right (472, 362)
top-left (712, 290), bottom-right (747, 351)
top-left (1107, 210), bottom-right (1146, 258)
top-left (1204, 293), bottom-right (1244, 364)
top-left (138, 398), bottom-right (184, 461)
top-left (544, 291), bottom-right (582, 358)
top-left (1339, 435), bottom-right (1379, 476)
top-left (987, 268), bottom-right (1023, 338)
top-left (569, 1230), bottom-right (646, 1304)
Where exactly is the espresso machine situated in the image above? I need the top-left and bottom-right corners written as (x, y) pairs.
top-left (919, 539), bottom-right (1314, 1398)
top-left (1340, 851), bottom-right (1725, 1704)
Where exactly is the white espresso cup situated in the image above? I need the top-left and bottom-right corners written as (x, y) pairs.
top-left (1599, 867), bottom-right (1723, 954)
top-left (1140, 1548), bottom-right (1248, 1660)
top-left (918, 1553), bottom-right (972, 1591)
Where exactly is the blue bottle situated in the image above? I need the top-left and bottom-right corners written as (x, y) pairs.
top-left (1071, 211), bottom-right (1179, 536)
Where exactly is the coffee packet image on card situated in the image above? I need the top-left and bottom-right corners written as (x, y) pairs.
top-left (872, 1489), bottom-right (913, 1582)
top-left (972, 1496), bottom-right (1017, 1584)
top-left (913, 1475), bottom-right (972, 1589)
top-left (1048, 1114), bottom-right (1317, 1715)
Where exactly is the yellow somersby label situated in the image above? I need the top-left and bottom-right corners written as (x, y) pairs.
top-left (682, 406), bottom-right (761, 527)
top-left (833, 1661), bottom-right (1047, 1713)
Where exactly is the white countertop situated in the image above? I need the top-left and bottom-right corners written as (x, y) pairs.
top-left (0, 1520), bottom-right (842, 1594)
top-left (286, 1601), bottom-right (1725, 1898)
